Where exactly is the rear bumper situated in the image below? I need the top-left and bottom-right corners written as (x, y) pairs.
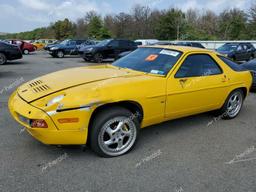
top-left (8, 91), bottom-right (87, 145)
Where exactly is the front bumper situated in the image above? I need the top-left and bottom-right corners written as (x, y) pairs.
top-left (8, 91), bottom-right (88, 145)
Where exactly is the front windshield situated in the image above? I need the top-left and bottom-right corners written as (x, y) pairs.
top-left (112, 47), bottom-right (182, 75)
top-left (217, 44), bottom-right (237, 52)
top-left (97, 39), bottom-right (112, 46)
top-left (60, 40), bottom-right (69, 45)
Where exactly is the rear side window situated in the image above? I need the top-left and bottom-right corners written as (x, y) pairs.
top-left (218, 56), bottom-right (247, 71)
top-left (175, 54), bottom-right (222, 78)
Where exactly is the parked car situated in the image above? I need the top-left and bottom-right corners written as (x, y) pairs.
top-left (9, 40), bottom-right (36, 54)
top-left (242, 59), bottom-right (256, 90)
top-left (81, 39), bottom-right (137, 63)
top-left (48, 39), bottom-right (87, 58)
top-left (33, 39), bottom-right (58, 50)
top-left (9, 46), bottom-right (252, 157)
top-left (0, 41), bottom-right (22, 65)
top-left (153, 41), bottom-right (174, 46)
top-left (43, 40), bottom-right (62, 51)
top-left (135, 39), bottom-right (159, 46)
top-left (174, 42), bottom-right (205, 48)
top-left (217, 43), bottom-right (256, 62)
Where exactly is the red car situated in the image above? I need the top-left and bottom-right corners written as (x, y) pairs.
top-left (9, 40), bottom-right (36, 54)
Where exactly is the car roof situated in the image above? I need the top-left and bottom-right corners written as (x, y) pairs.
top-left (144, 45), bottom-right (213, 54)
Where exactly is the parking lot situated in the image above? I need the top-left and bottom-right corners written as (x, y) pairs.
top-left (1, 52), bottom-right (256, 192)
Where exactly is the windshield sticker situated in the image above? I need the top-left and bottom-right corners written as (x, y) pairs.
top-left (150, 70), bottom-right (164, 75)
top-left (145, 54), bottom-right (158, 61)
top-left (160, 50), bottom-right (179, 57)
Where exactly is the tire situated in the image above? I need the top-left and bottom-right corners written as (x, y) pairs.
top-left (23, 49), bottom-right (29, 55)
top-left (93, 53), bottom-right (103, 63)
top-left (56, 50), bottom-right (64, 58)
top-left (83, 57), bottom-right (90, 62)
top-left (90, 107), bottom-right (140, 157)
top-left (217, 89), bottom-right (244, 120)
top-left (0, 53), bottom-right (7, 65)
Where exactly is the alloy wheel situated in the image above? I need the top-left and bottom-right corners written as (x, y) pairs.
top-left (226, 91), bottom-right (243, 118)
top-left (98, 116), bottom-right (137, 156)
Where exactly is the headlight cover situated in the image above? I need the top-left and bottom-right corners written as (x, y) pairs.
top-left (50, 47), bottom-right (58, 50)
top-left (47, 95), bottom-right (65, 107)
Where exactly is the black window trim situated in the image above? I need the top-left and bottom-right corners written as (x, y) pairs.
top-left (174, 53), bottom-right (223, 79)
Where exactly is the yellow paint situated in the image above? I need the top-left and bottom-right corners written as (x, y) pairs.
top-left (8, 46), bottom-right (253, 145)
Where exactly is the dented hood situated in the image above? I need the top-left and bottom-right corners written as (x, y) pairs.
top-left (17, 65), bottom-right (142, 102)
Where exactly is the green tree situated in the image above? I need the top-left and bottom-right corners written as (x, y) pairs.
top-left (218, 9), bottom-right (247, 40)
top-left (155, 8), bottom-right (186, 40)
top-left (51, 18), bottom-right (76, 40)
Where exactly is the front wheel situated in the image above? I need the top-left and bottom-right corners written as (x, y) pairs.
top-left (0, 53), bottom-right (7, 65)
top-left (56, 50), bottom-right (64, 58)
top-left (220, 89), bottom-right (244, 119)
top-left (93, 53), bottom-right (103, 63)
top-left (90, 107), bottom-right (140, 157)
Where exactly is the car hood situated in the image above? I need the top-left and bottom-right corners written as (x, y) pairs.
top-left (217, 50), bottom-right (232, 54)
top-left (17, 65), bottom-right (143, 102)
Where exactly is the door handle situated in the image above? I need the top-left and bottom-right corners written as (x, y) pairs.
top-left (179, 79), bottom-right (188, 83)
top-left (221, 75), bottom-right (228, 82)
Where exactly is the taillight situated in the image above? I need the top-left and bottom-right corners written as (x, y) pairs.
top-left (31, 119), bottom-right (48, 128)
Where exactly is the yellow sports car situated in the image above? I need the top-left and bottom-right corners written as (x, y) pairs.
top-left (9, 46), bottom-right (253, 157)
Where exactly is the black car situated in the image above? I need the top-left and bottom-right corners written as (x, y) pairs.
top-left (242, 59), bottom-right (256, 90)
top-left (81, 39), bottom-right (137, 63)
top-left (217, 43), bottom-right (256, 62)
top-left (48, 39), bottom-right (88, 58)
top-left (175, 42), bottom-right (205, 48)
top-left (0, 41), bottom-right (22, 65)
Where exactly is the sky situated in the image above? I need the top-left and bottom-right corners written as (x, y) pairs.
top-left (0, 0), bottom-right (254, 33)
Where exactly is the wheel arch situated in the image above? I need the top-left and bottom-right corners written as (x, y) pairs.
top-left (87, 100), bottom-right (144, 144)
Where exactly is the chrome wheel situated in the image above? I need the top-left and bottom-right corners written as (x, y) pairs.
top-left (226, 91), bottom-right (243, 118)
top-left (23, 49), bottom-right (29, 55)
top-left (98, 116), bottom-right (137, 156)
top-left (57, 51), bottom-right (64, 58)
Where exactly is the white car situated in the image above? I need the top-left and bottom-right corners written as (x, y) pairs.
top-left (135, 39), bottom-right (159, 46)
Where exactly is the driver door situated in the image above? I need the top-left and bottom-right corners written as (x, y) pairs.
top-left (165, 53), bottom-right (229, 120)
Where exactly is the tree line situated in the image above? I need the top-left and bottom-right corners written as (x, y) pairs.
top-left (1, 4), bottom-right (256, 41)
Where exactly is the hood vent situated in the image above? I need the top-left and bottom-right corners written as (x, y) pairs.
top-left (28, 80), bottom-right (50, 93)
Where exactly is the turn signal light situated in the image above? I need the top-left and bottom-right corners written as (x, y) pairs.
top-left (31, 119), bottom-right (48, 128)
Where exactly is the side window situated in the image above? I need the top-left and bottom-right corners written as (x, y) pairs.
top-left (237, 45), bottom-right (243, 51)
top-left (242, 44), bottom-right (248, 50)
top-left (108, 40), bottom-right (119, 47)
top-left (175, 54), bottom-right (222, 78)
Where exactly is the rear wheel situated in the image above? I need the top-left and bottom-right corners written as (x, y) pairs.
top-left (90, 107), bottom-right (140, 157)
top-left (23, 49), bottom-right (29, 55)
top-left (218, 89), bottom-right (244, 119)
top-left (0, 53), bottom-right (7, 65)
top-left (93, 53), bottom-right (103, 63)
